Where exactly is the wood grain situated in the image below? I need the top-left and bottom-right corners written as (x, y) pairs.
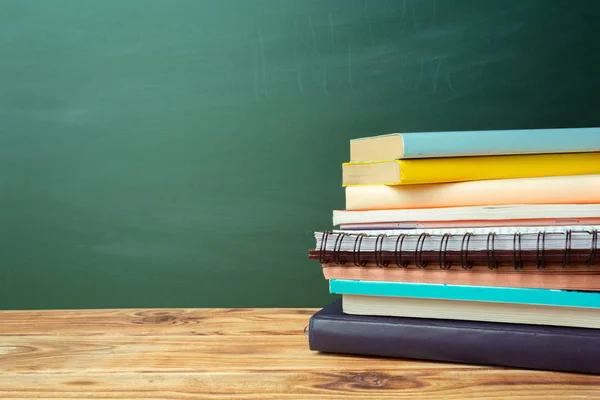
top-left (1, 308), bottom-right (599, 399)
top-left (2, 370), bottom-right (600, 399)
top-left (2, 335), bottom-right (467, 373)
top-left (0, 308), bottom-right (316, 336)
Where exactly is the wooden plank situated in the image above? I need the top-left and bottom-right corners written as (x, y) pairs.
top-left (2, 308), bottom-right (599, 399)
top-left (1, 370), bottom-right (599, 399)
top-left (0, 308), bottom-right (317, 336)
top-left (1, 335), bottom-right (477, 373)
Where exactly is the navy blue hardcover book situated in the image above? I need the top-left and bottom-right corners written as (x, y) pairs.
top-left (308, 299), bottom-right (600, 374)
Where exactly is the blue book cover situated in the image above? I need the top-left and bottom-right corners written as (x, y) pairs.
top-left (329, 279), bottom-right (600, 309)
top-left (353, 127), bottom-right (600, 159)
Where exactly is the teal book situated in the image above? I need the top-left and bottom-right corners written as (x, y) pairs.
top-left (329, 279), bottom-right (600, 309)
top-left (349, 127), bottom-right (600, 161)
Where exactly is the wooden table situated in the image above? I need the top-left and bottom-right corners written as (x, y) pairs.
top-left (1, 308), bottom-right (600, 399)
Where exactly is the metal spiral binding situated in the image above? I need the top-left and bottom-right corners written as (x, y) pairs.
top-left (439, 233), bottom-right (452, 270)
top-left (352, 233), bottom-right (368, 267)
top-left (536, 231), bottom-right (547, 270)
top-left (415, 233), bottom-right (430, 268)
top-left (319, 231), bottom-right (331, 264)
top-left (512, 232), bottom-right (523, 270)
top-left (374, 234), bottom-right (389, 268)
top-left (460, 233), bottom-right (474, 269)
top-left (587, 229), bottom-right (598, 267)
top-left (317, 229), bottom-right (598, 270)
top-left (486, 232), bottom-right (498, 270)
top-left (394, 234), bottom-right (409, 268)
top-left (562, 230), bottom-right (572, 268)
top-left (332, 232), bottom-right (347, 265)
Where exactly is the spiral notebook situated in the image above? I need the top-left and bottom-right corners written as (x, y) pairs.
top-left (310, 227), bottom-right (599, 270)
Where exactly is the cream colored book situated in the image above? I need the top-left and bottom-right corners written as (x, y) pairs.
top-left (345, 175), bottom-right (600, 210)
top-left (333, 204), bottom-right (600, 226)
top-left (343, 294), bottom-right (600, 329)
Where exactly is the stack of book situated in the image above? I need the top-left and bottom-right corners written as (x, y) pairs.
top-left (307, 128), bottom-right (600, 374)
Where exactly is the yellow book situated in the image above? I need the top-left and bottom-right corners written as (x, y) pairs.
top-left (342, 152), bottom-right (600, 186)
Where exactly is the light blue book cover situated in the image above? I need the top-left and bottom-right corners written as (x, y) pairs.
top-left (329, 279), bottom-right (600, 309)
top-left (370, 127), bottom-right (600, 158)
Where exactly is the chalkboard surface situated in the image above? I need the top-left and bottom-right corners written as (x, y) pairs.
top-left (1, 0), bottom-right (599, 309)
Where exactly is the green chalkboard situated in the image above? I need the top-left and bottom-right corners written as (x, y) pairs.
top-left (1, 0), bottom-right (599, 309)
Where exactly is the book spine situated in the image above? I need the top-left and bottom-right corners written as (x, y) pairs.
top-left (397, 152), bottom-right (600, 185)
top-left (401, 128), bottom-right (600, 158)
top-left (344, 175), bottom-right (600, 211)
top-left (328, 279), bottom-right (600, 308)
top-left (320, 265), bottom-right (600, 291)
top-left (309, 311), bottom-right (600, 374)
